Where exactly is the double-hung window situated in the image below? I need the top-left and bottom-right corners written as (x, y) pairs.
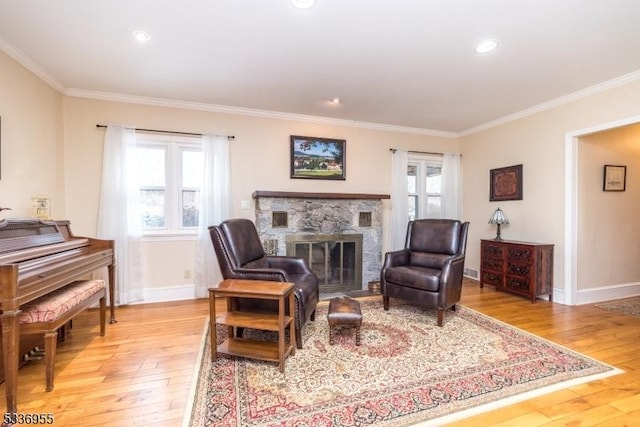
top-left (136, 134), bottom-right (203, 235)
top-left (407, 154), bottom-right (443, 221)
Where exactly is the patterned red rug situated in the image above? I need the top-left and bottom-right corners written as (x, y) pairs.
top-left (185, 300), bottom-right (621, 426)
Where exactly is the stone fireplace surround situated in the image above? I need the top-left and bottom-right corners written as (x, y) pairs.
top-left (252, 191), bottom-right (390, 292)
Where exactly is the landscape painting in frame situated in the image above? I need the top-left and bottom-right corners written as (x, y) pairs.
top-left (290, 135), bottom-right (346, 180)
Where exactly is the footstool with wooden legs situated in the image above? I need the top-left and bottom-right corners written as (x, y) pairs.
top-left (327, 296), bottom-right (362, 345)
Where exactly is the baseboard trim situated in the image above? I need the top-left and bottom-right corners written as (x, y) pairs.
top-left (133, 284), bottom-right (198, 304)
top-left (575, 282), bottom-right (640, 305)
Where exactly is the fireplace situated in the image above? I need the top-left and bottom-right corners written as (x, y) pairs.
top-left (286, 234), bottom-right (363, 294)
top-left (253, 191), bottom-right (390, 295)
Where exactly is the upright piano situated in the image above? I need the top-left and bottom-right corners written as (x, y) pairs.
top-left (0, 219), bottom-right (115, 413)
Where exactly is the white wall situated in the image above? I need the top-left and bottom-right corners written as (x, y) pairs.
top-left (0, 50), bottom-right (64, 217)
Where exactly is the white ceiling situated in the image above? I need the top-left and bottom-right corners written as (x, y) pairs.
top-left (1, 0), bottom-right (640, 134)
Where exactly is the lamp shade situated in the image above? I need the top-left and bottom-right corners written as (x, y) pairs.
top-left (488, 207), bottom-right (509, 225)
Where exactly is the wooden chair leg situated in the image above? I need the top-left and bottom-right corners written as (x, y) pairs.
top-left (383, 296), bottom-right (390, 310)
top-left (99, 296), bottom-right (106, 336)
top-left (437, 309), bottom-right (444, 327)
top-left (44, 331), bottom-right (58, 392)
top-left (295, 326), bottom-right (303, 349)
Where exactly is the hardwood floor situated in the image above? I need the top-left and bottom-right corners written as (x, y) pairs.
top-left (2, 279), bottom-right (640, 426)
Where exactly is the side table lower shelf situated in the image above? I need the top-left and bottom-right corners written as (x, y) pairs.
top-left (218, 337), bottom-right (294, 364)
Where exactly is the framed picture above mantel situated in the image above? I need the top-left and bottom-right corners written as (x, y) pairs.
top-left (290, 135), bottom-right (345, 180)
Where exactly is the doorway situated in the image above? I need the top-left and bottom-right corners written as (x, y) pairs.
top-left (564, 115), bottom-right (640, 304)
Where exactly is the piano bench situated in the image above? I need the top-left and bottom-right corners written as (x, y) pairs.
top-left (19, 279), bottom-right (107, 392)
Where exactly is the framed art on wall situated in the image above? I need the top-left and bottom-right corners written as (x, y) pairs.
top-left (490, 164), bottom-right (523, 201)
top-left (31, 196), bottom-right (51, 220)
top-left (290, 135), bottom-right (345, 180)
top-left (603, 165), bottom-right (626, 191)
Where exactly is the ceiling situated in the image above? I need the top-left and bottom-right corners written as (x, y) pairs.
top-left (1, 0), bottom-right (640, 135)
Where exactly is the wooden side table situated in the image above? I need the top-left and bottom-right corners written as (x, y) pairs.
top-left (208, 279), bottom-right (296, 373)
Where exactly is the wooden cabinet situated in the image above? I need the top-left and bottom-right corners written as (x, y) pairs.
top-left (208, 279), bottom-right (296, 373)
top-left (480, 239), bottom-right (554, 303)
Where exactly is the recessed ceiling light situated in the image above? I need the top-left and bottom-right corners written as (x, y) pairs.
top-left (291, 0), bottom-right (315, 10)
top-left (133, 30), bottom-right (151, 43)
top-left (331, 97), bottom-right (340, 104)
top-left (475, 39), bottom-right (499, 54)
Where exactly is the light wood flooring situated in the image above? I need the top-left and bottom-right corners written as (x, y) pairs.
top-left (2, 279), bottom-right (640, 426)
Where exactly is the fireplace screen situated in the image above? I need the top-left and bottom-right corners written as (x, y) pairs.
top-left (286, 234), bottom-right (363, 294)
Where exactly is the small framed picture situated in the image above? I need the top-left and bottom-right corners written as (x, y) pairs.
top-left (603, 165), bottom-right (626, 191)
top-left (290, 135), bottom-right (345, 180)
top-left (32, 196), bottom-right (51, 220)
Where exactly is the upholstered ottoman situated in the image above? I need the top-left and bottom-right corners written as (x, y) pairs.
top-left (327, 296), bottom-right (362, 346)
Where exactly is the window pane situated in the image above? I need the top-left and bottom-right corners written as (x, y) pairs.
top-left (407, 164), bottom-right (417, 194)
top-left (182, 150), bottom-right (202, 188)
top-left (140, 189), bottom-right (166, 228)
top-left (426, 196), bottom-right (441, 218)
top-left (425, 166), bottom-right (442, 195)
top-left (137, 147), bottom-right (165, 186)
top-left (408, 195), bottom-right (417, 221)
top-left (182, 190), bottom-right (200, 227)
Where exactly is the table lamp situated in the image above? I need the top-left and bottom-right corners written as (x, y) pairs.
top-left (488, 207), bottom-right (509, 241)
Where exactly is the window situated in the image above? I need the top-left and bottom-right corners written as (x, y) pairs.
top-left (407, 155), bottom-right (442, 221)
top-left (136, 135), bottom-right (202, 234)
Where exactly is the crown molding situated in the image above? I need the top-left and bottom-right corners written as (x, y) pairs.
top-left (64, 67), bottom-right (640, 139)
top-left (0, 36), bottom-right (65, 93)
top-left (460, 69), bottom-right (640, 137)
top-left (63, 88), bottom-right (458, 138)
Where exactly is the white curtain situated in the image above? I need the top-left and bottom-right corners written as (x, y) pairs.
top-left (442, 153), bottom-right (462, 220)
top-left (194, 134), bottom-right (231, 298)
top-left (97, 126), bottom-right (143, 305)
top-left (390, 149), bottom-right (409, 250)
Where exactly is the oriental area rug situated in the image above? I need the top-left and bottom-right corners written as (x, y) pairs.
top-left (595, 297), bottom-right (640, 317)
top-left (184, 300), bottom-right (621, 427)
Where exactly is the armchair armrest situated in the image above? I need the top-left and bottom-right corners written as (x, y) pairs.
top-left (231, 267), bottom-right (287, 282)
top-left (438, 254), bottom-right (466, 304)
top-left (382, 249), bottom-right (410, 269)
top-left (265, 256), bottom-right (313, 274)
top-left (439, 254), bottom-right (466, 282)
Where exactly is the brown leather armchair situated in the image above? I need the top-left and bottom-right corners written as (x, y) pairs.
top-left (209, 218), bottom-right (319, 348)
top-left (381, 219), bottom-right (469, 326)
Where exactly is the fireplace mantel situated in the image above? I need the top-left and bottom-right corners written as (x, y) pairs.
top-left (252, 191), bottom-right (390, 200)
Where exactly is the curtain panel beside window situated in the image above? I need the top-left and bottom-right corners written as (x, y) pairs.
top-left (97, 126), bottom-right (144, 305)
top-left (194, 134), bottom-right (231, 298)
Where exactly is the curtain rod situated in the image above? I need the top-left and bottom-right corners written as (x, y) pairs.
top-left (389, 148), bottom-right (443, 156)
top-left (96, 124), bottom-right (234, 140)
top-left (389, 149), bottom-right (463, 157)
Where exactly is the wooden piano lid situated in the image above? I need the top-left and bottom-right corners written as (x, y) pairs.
top-left (0, 219), bottom-right (66, 254)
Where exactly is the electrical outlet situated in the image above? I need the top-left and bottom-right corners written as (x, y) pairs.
top-left (184, 269), bottom-right (192, 279)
